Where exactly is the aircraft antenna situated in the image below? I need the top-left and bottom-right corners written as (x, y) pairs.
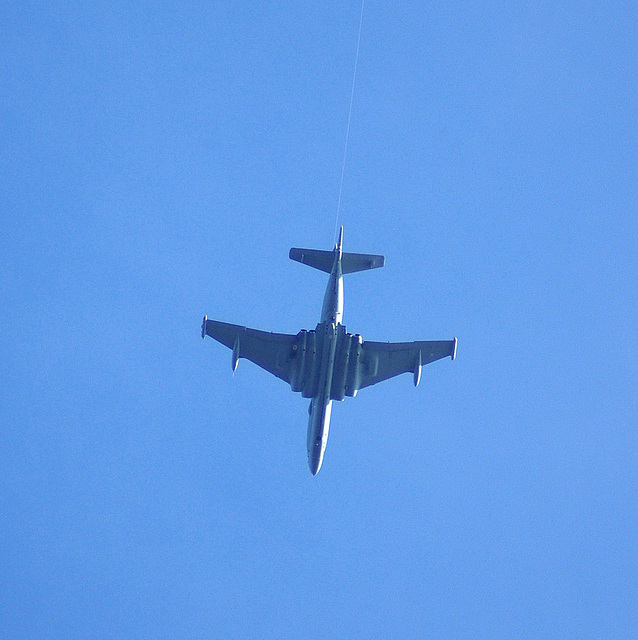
top-left (334, 0), bottom-right (365, 246)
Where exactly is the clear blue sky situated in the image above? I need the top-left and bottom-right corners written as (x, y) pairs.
top-left (2, 2), bottom-right (636, 638)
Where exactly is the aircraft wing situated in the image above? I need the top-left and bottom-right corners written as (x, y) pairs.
top-left (202, 317), bottom-right (296, 384)
top-left (358, 338), bottom-right (457, 390)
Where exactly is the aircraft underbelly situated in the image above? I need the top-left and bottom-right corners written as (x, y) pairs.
top-left (290, 323), bottom-right (363, 400)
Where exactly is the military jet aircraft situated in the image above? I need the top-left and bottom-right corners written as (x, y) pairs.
top-left (202, 227), bottom-right (457, 475)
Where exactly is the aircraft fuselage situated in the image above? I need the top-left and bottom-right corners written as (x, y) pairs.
top-left (307, 233), bottom-right (344, 474)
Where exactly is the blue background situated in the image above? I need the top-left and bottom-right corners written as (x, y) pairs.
top-left (2, 2), bottom-right (636, 638)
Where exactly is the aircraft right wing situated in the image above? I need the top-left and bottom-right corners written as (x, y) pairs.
top-left (358, 338), bottom-right (457, 390)
top-left (202, 317), bottom-right (297, 384)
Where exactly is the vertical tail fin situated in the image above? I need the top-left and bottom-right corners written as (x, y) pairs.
top-left (336, 226), bottom-right (344, 255)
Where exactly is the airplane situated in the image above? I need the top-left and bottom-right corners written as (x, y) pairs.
top-left (202, 227), bottom-right (457, 475)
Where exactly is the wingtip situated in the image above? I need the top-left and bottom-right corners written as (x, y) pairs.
top-left (201, 315), bottom-right (207, 340)
top-left (452, 337), bottom-right (458, 360)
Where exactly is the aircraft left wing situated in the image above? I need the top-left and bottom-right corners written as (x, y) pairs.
top-left (358, 338), bottom-right (457, 390)
top-left (202, 317), bottom-right (296, 384)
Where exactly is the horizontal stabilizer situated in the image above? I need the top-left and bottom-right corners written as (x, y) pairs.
top-left (289, 248), bottom-right (334, 273)
top-left (289, 248), bottom-right (385, 274)
top-left (342, 252), bottom-right (385, 274)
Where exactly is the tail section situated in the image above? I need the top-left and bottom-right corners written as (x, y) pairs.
top-left (289, 227), bottom-right (385, 274)
top-left (289, 248), bottom-right (335, 273)
top-left (341, 252), bottom-right (385, 274)
top-left (336, 225), bottom-right (344, 257)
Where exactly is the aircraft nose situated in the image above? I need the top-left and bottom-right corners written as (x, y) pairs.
top-left (308, 455), bottom-right (323, 476)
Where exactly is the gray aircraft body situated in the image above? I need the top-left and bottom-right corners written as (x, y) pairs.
top-left (202, 228), bottom-right (457, 475)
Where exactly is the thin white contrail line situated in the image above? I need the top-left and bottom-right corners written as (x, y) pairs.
top-left (334, 0), bottom-right (365, 246)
